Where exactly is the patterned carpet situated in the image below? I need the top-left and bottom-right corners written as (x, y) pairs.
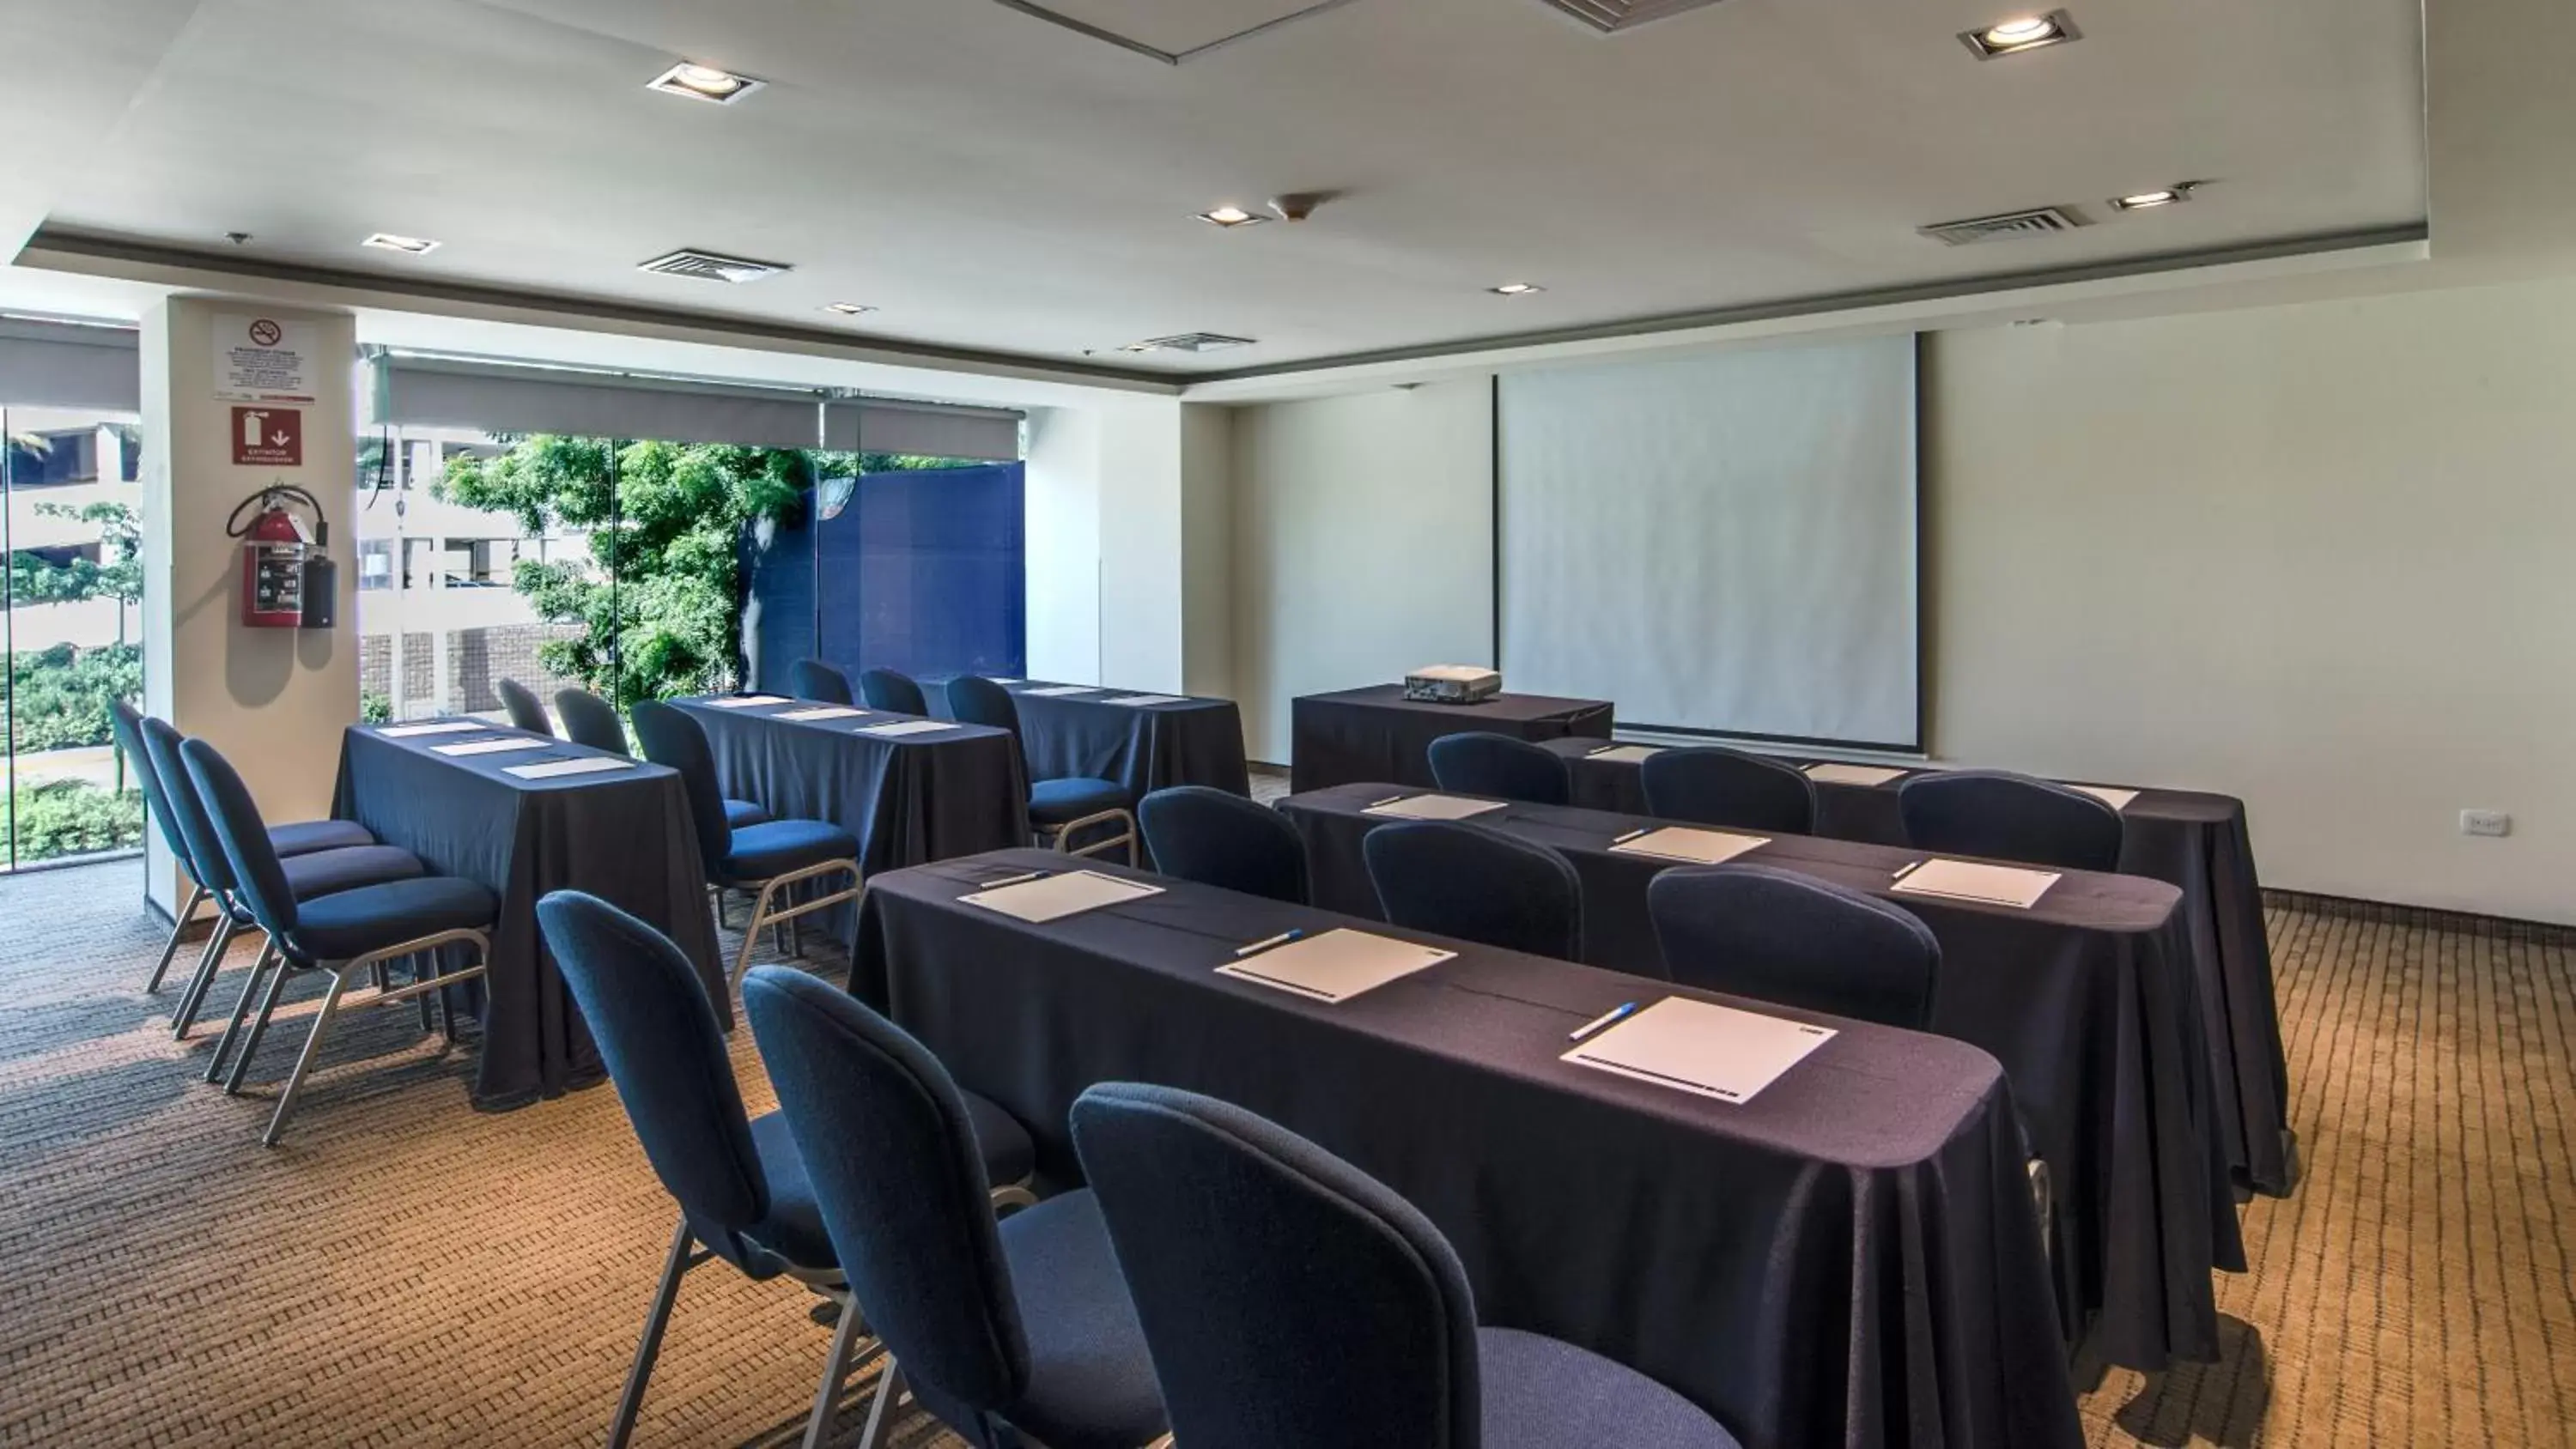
top-left (0, 849), bottom-right (2567, 1447)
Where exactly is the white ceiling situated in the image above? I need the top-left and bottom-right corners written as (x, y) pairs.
top-left (15, 0), bottom-right (2426, 376)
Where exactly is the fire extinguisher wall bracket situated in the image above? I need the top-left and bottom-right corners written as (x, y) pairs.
top-left (225, 482), bottom-right (335, 630)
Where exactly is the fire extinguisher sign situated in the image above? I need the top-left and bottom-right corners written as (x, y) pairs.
top-left (231, 407), bottom-right (303, 467)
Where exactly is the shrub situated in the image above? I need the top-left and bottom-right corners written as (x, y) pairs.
top-left (8, 643), bottom-right (143, 753)
top-left (13, 779), bottom-right (144, 863)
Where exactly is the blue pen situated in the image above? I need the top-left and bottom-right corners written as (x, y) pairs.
top-left (1568, 1001), bottom-right (1641, 1042)
top-left (1234, 928), bottom-right (1308, 958)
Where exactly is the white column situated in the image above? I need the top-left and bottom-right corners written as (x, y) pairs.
top-left (139, 297), bottom-right (359, 914)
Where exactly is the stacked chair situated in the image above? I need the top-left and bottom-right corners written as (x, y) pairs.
top-left (632, 700), bottom-right (862, 990)
top-left (945, 676), bottom-right (1138, 864)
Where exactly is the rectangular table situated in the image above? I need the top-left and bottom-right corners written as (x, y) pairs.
top-left (996, 681), bottom-right (1250, 798)
top-left (1542, 738), bottom-right (2295, 1197)
top-left (331, 722), bottom-right (724, 1107)
top-left (1290, 684), bottom-right (1613, 791)
top-left (855, 849), bottom-right (2083, 1449)
top-left (672, 696), bottom-right (1028, 874)
top-left (1279, 782), bottom-right (2244, 1374)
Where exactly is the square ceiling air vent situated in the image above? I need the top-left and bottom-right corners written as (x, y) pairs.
top-left (1917, 207), bottom-right (2087, 246)
top-left (1127, 332), bottom-right (1258, 354)
top-left (636, 248), bottom-right (793, 282)
top-left (1533, 0), bottom-right (1730, 33)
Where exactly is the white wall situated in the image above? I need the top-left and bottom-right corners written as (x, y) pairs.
top-left (1179, 403), bottom-right (1235, 699)
top-left (1023, 403), bottom-right (1102, 683)
top-left (1023, 395), bottom-right (1195, 693)
top-left (1229, 379), bottom-right (1495, 763)
top-left (1924, 278), bottom-right (2576, 925)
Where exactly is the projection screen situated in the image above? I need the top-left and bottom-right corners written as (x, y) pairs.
top-left (1497, 335), bottom-right (1919, 750)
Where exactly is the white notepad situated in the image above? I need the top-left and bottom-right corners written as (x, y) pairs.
top-left (1586, 744), bottom-right (1663, 764)
top-left (961, 870), bottom-right (1163, 923)
top-left (1608, 827), bottom-right (1770, 866)
top-left (1890, 858), bottom-right (2062, 910)
top-left (1023, 685), bottom-right (1101, 698)
top-left (781, 706), bottom-right (868, 721)
top-left (859, 719), bottom-right (954, 739)
top-left (1102, 694), bottom-right (1186, 707)
top-left (2068, 784), bottom-right (2141, 811)
top-left (431, 737), bottom-right (551, 757)
top-left (708, 695), bottom-right (791, 708)
top-left (1215, 930), bottom-right (1454, 1003)
top-left (379, 720), bottom-right (485, 738)
top-left (1362, 794), bottom-right (1507, 822)
top-left (504, 757), bottom-right (637, 780)
top-left (1807, 762), bottom-right (1909, 787)
top-left (1563, 997), bottom-right (1837, 1104)
top-left (987, 678), bottom-right (1023, 685)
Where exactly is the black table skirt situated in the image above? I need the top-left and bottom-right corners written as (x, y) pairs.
top-left (854, 849), bottom-right (2083, 1449)
top-left (999, 683), bottom-right (1250, 799)
top-left (1290, 685), bottom-right (1613, 792)
top-left (1279, 783), bottom-right (2243, 1374)
top-left (332, 723), bottom-right (725, 1108)
top-left (1545, 740), bottom-right (2295, 1197)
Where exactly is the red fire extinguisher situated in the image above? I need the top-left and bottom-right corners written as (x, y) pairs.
top-left (226, 484), bottom-right (337, 629)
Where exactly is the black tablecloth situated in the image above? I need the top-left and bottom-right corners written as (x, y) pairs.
top-left (1544, 740), bottom-right (2295, 1197)
top-left (332, 723), bottom-right (723, 1107)
top-left (673, 697), bottom-right (1028, 873)
top-left (1291, 685), bottom-right (1613, 791)
top-left (1280, 783), bottom-right (2243, 1373)
top-left (998, 682), bottom-right (1250, 799)
top-left (854, 848), bottom-right (2082, 1449)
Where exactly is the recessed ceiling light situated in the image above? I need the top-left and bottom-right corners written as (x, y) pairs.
top-left (1959, 9), bottom-right (2079, 58)
top-left (647, 61), bottom-right (764, 104)
top-left (2110, 185), bottom-right (2194, 211)
top-left (361, 233), bottom-right (440, 255)
top-left (1196, 206), bottom-right (1269, 228)
top-left (821, 301), bottom-right (878, 316)
top-left (1490, 282), bottom-right (1546, 296)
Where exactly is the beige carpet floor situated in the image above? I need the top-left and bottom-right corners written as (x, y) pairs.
top-left (0, 852), bottom-right (2567, 1447)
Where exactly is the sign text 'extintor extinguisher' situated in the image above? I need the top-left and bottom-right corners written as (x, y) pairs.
top-left (224, 483), bottom-right (337, 630)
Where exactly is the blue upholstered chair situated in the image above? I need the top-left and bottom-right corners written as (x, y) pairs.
top-left (1137, 786), bottom-right (1309, 905)
top-left (1362, 821), bottom-right (1581, 960)
top-left (179, 737), bottom-right (496, 1145)
top-left (1897, 769), bottom-right (2124, 873)
top-left (789, 658), bottom-right (857, 706)
top-left (1639, 746), bottom-right (1818, 835)
top-left (537, 893), bottom-right (1041, 1449)
top-left (112, 700), bottom-right (376, 994)
top-left (556, 688), bottom-right (769, 831)
top-left (1427, 731), bottom-right (1571, 806)
top-left (742, 967), bottom-right (1165, 1449)
top-left (859, 668), bottom-right (929, 717)
top-left (1646, 864), bottom-right (1940, 1028)
top-left (494, 676), bottom-right (554, 736)
top-left (632, 701), bottom-right (863, 990)
top-left (139, 717), bottom-right (425, 1057)
top-left (946, 676), bottom-right (1138, 865)
top-left (1068, 1082), bottom-right (1741, 1449)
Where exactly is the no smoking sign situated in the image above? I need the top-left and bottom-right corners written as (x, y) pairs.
top-left (231, 406), bottom-right (303, 467)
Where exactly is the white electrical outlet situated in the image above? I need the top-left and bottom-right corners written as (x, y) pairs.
top-left (2461, 809), bottom-right (2512, 838)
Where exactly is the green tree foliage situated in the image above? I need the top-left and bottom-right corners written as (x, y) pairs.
top-left (8, 642), bottom-right (143, 752)
top-left (11, 779), bottom-right (144, 861)
top-left (436, 438), bottom-right (810, 704)
top-left (7, 500), bottom-right (144, 639)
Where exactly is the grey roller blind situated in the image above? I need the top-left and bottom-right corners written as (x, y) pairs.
top-left (823, 397), bottom-right (1022, 461)
top-left (0, 318), bottom-right (140, 411)
top-left (379, 357), bottom-right (823, 449)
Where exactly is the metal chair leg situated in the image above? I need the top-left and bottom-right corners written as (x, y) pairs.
top-left (200, 939), bottom-right (276, 1082)
top-left (171, 914), bottom-right (240, 1040)
top-left (222, 958), bottom-right (297, 1094)
top-left (143, 882), bottom-right (209, 993)
top-left (611, 1218), bottom-right (698, 1449)
top-left (854, 1361), bottom-right (907, 1449)
top-left (800, 1289), bottom-right (882, 1449)
top-left (261, 968), bottom-right (354, 1145)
